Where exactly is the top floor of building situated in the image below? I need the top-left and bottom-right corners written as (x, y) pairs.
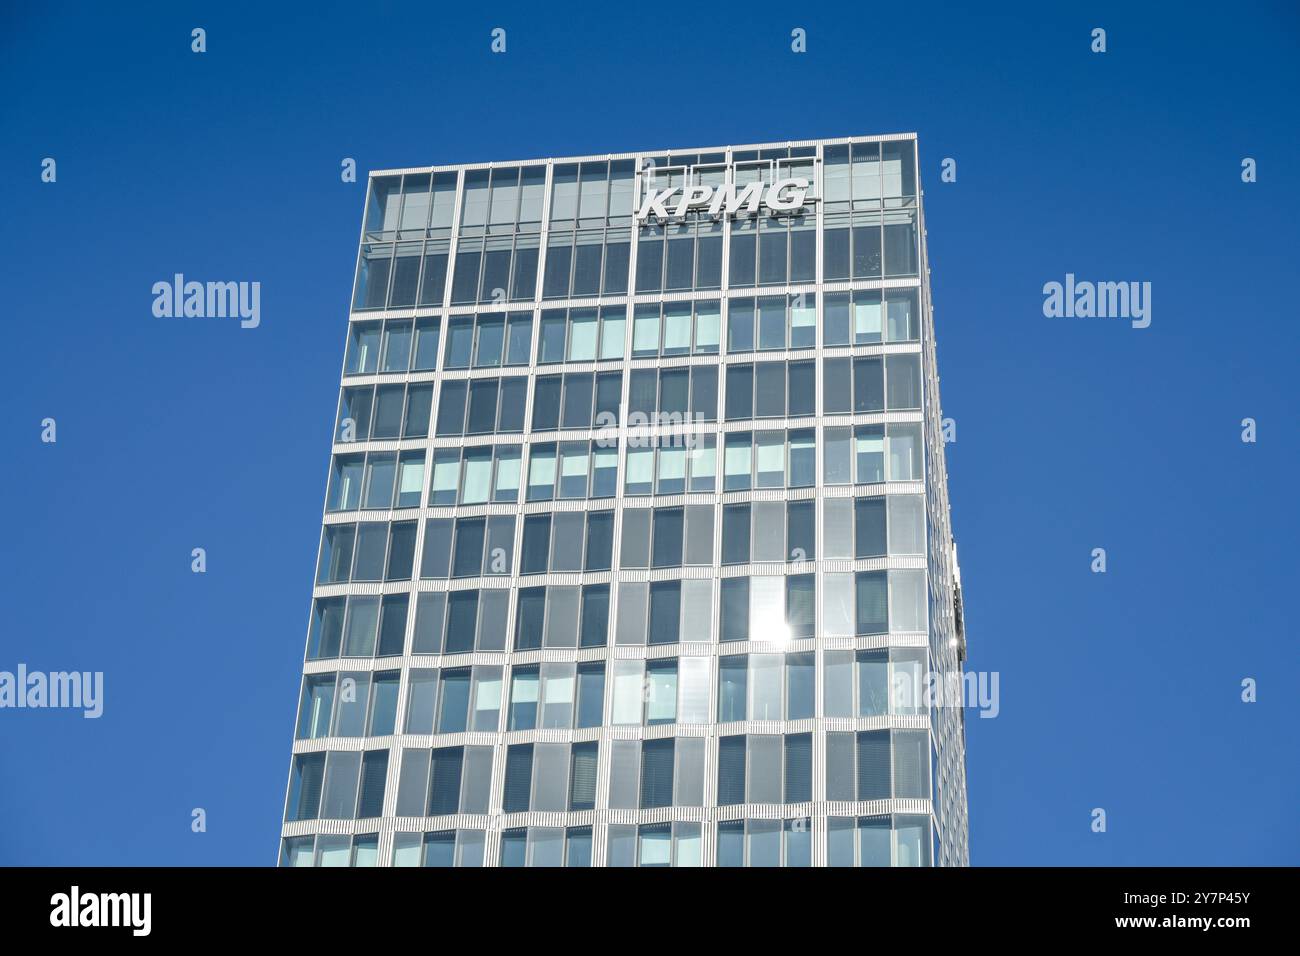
top-left (360, 133), bottom-right (921, 243)
top-left (351, 135), bottom-right (926, 313)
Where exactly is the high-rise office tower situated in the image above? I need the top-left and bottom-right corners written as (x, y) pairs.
top-left (281, 134), bottom-right (971, 867)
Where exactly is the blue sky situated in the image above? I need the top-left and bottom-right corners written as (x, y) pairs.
top-left (1, 1), bottom-right (1297, 865)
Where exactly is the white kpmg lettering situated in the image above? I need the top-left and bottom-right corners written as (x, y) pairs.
top-left (636, 178), bottom-right (814, 222)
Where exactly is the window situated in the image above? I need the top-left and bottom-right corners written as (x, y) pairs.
top-left (508, 665), bottom-right (540, 730)
top-left (470, 661), bottom-right (505, 725)
top-left (514, 588), bottom-right (545, 650)
top-left (720, 577), bottom-right (749, 642)
top-left (304, 587), bottom-right (405, 660)
top-left (651, 507), bottom-right (684, 568)
top-left (725, 295), bottom-right (815, 354)
top-left (720, 501), bottom-right (816, 565)
top-left (854, 426), bottom-right (885, 484)
top-left (718, 576), bottom-right (795, 644)
top-left (436, 667), bottom-right (501, 733)
top-left (286, 753), bottom-right (325, 821)
top-left (856, 571), bottom-right (889, 635)
top-left (545, 165), bottom-right (633, 297)
top-left (392, 829), bottom-right (486, 868)
top-left (406, 383), bottom-right (433, 440)
top-left (336, 387), bottom-right (372, 442)
top-left (569, 743), bottom-right (599, 811)
top-left (823, 427), bottom-right (852, 485)
top-left (543, 586), bottom-right (580, 648)
top-left (787, 652), bottom-right (815, 720)
top-left (826, 816), bottom-right (930, 868)
top-left (606, 657), bottom-right (707, 727)
top-left (688, 437), bottom-right (716, 492)
top-left (317, 524), bottom-right (356, 584)
top-left (510, 585), bottom-right (607, 651)
top-left (569, 662), bottom-right (605, 728)
top-left (306, 597), bottom-right (346, 659)
top-left (887, 423), bottom-right (922, 481)
top-left (537, 307), bottom-right (628, 363)
top-left (716, 733), bottom-right (811, 806)
top-left (888, 495), bottom-right (926, 554)
top-left (616, 507), bottom-right (648, 569)
top-left (720, 430), bottom-right (800, 492)
top-left (787, 574), bottom-right (814, 638)
top-left (640, 739), bottom-right (674, 808)
top-left (296, 674), bottom-right (336, 739)
top-left (861, 732), bottom-right (891, 800)
top-left (716, 653), bottom-right (813, 722)
top-left (449, 168), bottom-right (545, 303)
top-left (526, 444), bottom-right (557, 502)
top-left (618, 437), bottom-right (712, 496)
top-left (557, 442), bottom-right (591, 496)
top-left (344, 322), bottom-right (381, 373)
top-left (396, 452), bottom-right (425, 506)
top-left (501, 742), bottom-right (599, 814)
top-left (448, 448), bottom-right (486, 507)
top-left (884, 210), bottom-right (919, 277)
top-left (725, 362), bottom-right (813, 421)
top-left (627, 367), bottom-right (716, 424)
top-left (649, 582), bottom-right (681, 645)
top-left (719, 655), bottom-right (747, 723)
top-left (516, 510), bottom-right (614, 575)
top-left (444, 316), bottom-right (474, 368)
top-left (327, 454), bottom-right (365, 511)
top-left (811, 646), bottom-right (926, 720)
top-left (377, 595), bottom-right (408, 655)
top-left (854, 291), bottom-right (884, 344)
top-left (853, 357), bottom-right (884, 412)
top-left (580, 585), bottom-right (610, 648)
top-left (790, 295), bottom-right (815, 346)
top-left (524, 441), bottom-right (614, 501)
top-left (436, 377), bottom-right (526, 437)
top-left (886, 289), bottom-right (920, 342)
top-left (856, 497), bottom-right (887, 558)
top-left (637, 211), bottom-right (724, 294)
top-left (395, 744), bottom-right (493, 817)
top-left (434, 312), bottom-right (530, 369)
top-left (825, 729), bottom-right (932, 807)
top-left (404, 669), bottom-right (438, 732)
top-left (886, 354), bottom-right (922, 409)
top-left (423, 514), bottom-right (510, 583)
top-left (624, 301), bottom-right (723, 358)
top-left (890, 568), bottom-right (927, 632)
top-left (681, 504), bottom-right (714, 566)
top-left (312, 748), bottom-right (387, 820)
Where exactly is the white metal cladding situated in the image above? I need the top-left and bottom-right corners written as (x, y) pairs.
top-left (370, 132), bottom-right (918, 178)
top-left (280, 133), bottom-right (970, 868)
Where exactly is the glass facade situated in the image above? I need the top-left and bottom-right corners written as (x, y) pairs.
top-left (282, 134), bottom-right (970, 867)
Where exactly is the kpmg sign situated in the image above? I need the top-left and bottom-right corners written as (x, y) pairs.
top-left (635, 177), bottom-right (816, 223)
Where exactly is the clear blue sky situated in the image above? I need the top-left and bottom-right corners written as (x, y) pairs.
top-left (1, 1), bottom-right (1296, 865)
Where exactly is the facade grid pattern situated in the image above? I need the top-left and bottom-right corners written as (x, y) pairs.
top-left (279, 133), bottom-right (971, 868)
